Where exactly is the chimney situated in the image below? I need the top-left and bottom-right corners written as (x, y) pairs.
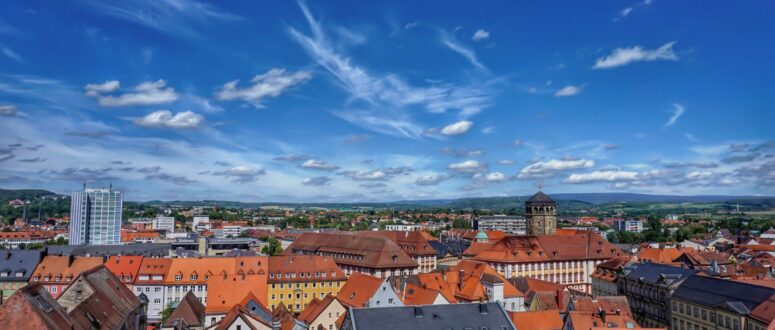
top-left (458, 269), bottom-right (465, 290)
top-left (414, 306), bottom-right (424, 318)
top-left (68, 254), bottom-right (74, 267)
top-left (598, 307), bottom-right (606, 323)
top-left (556, 289), bottom-right (564, 311)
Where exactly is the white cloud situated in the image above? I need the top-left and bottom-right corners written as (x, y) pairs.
top-left (593, 41), bottom-right (678, 69)
top-left (84, 80), bottom-right (120, 96)
top-left (441, 32), bottom-right (487, 70)
top-left (686, 171), bottom-right (713, 180)
top-left (472, 29), bottom-right (490, 41)
top-left (302, 176), bottom-right (331, 186)
top-left (440, 120), bottom-right (473, 136)
top-left (415, 173), bottom-right (450, 186)
top-left (564, 170), bottom-right (640, 183)
top-left (497, 160), bottom-right (515, 165)
top-left (0, 105), bottom-right (18, 116)
top-left (134, 110), bottom-right (204, 129)
top-left (485, 172), bottom-right (506, 182)
top-left (2, 47), bottom-right (24, 63)
top-left (518, 159), bottom-right (595, 179)
top-left (615, 0), bottom-right (653, 20)
top-left (664, 103), bottom-right (685, 127)
top-left (554, 85), bottom-right (584, 97)
top-left (300, 159), bottom-right (339, 171)
top-left (448, 160), bottom-right (487, 173)
top-left (85, 79), bottom-right (178, 106)
top-left (341, 170), bottom-right (386, 181)
top-left (482, 126), bottom-right (495, 134)
top-left (211, 165), bottom-right (265, 183)
top-left (216, 68), bottom-right (312, 107)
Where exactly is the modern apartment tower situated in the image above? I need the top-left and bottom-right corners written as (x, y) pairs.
top-left (69, 186), bottom-right (123, 245)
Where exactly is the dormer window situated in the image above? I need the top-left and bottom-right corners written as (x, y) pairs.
top-left (190, 275), bottom-right (197, 280)
top-left (0, 271), bottom-right (8, 277)
top-left (175, 274), bottom-right (182, 281)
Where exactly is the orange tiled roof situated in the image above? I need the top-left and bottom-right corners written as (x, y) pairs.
top-left (165, 258), bottom-right (237, 285)
top-left (268, 255), bottom-right (346, 283)
top-left (336, 272), bottom-right (384, 308)
top-left (360, 231), bottom-right (438, 256)
top-left (749, 293), bottom-right (775, 325)
top-left (567, 311), bottom-right (641, 330)
top-left (120, 230), bottom-right (160, 242)
top-left (509, 310), bottom-right (563, 330)
top-left (31, 256), bottom-right (104, 283)
top-left (434, 260), bottom-right (524, 302)
top-left (402, 282), bottom-right (444, 305)
top-left (285, 232), bottom-right (418, 269)
top-left (637, 247), bottom-right (687, 264)
top-left (474, 232), bottom-right (624, 263)
top-left (205, 276), bottom-right (269, 314)
top-left (416, 273), bottom-right (457, 303)
top-left (463, 242), bottom-right (495, 257)
top-left (297, 294), bottom-right (338, 324)
top-left (104, 256), bottom-right (143, 284)
top-left (135, 258), bottom-right (172, 285)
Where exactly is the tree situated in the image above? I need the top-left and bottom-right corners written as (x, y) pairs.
top-left (160, 304), bottom-right (174, 324)
top-left (261, 237), bottom-right (283, 256)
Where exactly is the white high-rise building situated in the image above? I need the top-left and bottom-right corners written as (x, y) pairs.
top-left (69, 188), bottom-right (123, 245)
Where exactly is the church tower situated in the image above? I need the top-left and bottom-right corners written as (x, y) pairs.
top-left (525, 191), bottom-right (557, 236)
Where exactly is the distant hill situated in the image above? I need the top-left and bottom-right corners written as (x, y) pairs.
top-left (0, 188), bottom-right (63, 201)
top-left (137, 192), bottom-right (775, 210)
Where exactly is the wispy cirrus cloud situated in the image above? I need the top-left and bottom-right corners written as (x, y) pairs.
top-left (83, 0), bottom-right (240, 39)
top-left (288, 1), bottom-right (493, 139)
top-left (441, 31), bottom-right (487, 71)
top-left (594, 41), bottom-right (678, 69)
top-left (517, 159), bottom-right (594, 179)
top-left (664, 103), bottom-right (685, 128)
top-left (440, 120), bottom-right (473, 136)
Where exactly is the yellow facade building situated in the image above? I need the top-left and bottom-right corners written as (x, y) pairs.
top-left (267, 255), bottom-right (347, 312)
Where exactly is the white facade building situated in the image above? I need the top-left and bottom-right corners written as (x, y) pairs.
top-left (474, 215), bottom-right (527, 235)
top-left (153, 216), bottom-right (175, 232)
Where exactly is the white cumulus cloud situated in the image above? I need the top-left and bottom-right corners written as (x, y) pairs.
top-left (472, 29), bottom-right (490, 41)
top-left (518, 159), bottom-right (595, 179)
top-left (300, 159), bottom-right (339, 171)
top-left (134, 110), bottom-right (204, 129)
top-left (85, 79), bottom-right (178, 106)
top-left (441, 120), bottom-right (473, 136)
top-left (564, 170), bottom-right (640, 183)
top-left (554, 85), bottom-right (584, 97)
top-left (448, 160), bottom-right (487, 173)
top-left (216, 68), bottom-right (312, 107)
top-left (593, 41), bottom-right (678, 69)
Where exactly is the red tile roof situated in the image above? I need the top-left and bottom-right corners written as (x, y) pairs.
top-left (297, 294), bottom-right (339, 325)
top-left (30, 256), bottom-right (104, 283)
top-left (104, 256), bottom-right (143, 284)
top-left (474, 232), bottom-right (623, 263)
top-left (360, 231), bottom-right (438, 256)
top-left (268, 255), bottom-right (346, 283)
top-left (336, 272), bottom-right (384, 308)
top-left (285, 232), bottom-right (418, 269)
top-left (205, 275), bottom-right (269, 314)
top-left (509, 310), bottom-right (563, 330)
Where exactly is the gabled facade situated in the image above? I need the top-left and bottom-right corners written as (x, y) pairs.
top-left (297, 295), bottom-right (346, 330)
top-left (57, 265), bottom-right (144, 330)
top-left (29, 255), bottom-right (104, 298)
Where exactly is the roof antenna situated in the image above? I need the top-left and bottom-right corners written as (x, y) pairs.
top-left (109, 180), bottom-right (112, 192)
top-left (82, 181), bottom-right (86, 191)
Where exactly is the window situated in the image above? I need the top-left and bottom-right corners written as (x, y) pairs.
top-left (155, 287), bottom-right (161, 292)
top-left (154, 298), bottom-right (161, 304)
top-left (389, 298), bottom-right (394, 305)
top-left (190, 274), bottom-right (197, 280)
top-left (51, 287), bottom-right (57, 293)
top-left (175, 275), bottom-right (182, 281)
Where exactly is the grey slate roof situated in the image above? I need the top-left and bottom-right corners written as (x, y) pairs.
top-left (429, 239), bottom-right (469, 258)
top-left (347, 302), bottom-right (515, 330)
top-left (623, 262), bottom-right (697, 285)
top-left (0, 250), bottom-right (42, 282)
top-left (46, 243), bottom-right (170, 257)
top-left (672, 276), bottom-right (775, 314)
top-left (526, 191), bottom-right (555, 204)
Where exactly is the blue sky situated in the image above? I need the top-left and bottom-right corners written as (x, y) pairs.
top-left (0, 0), bottom-right (773, 202)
